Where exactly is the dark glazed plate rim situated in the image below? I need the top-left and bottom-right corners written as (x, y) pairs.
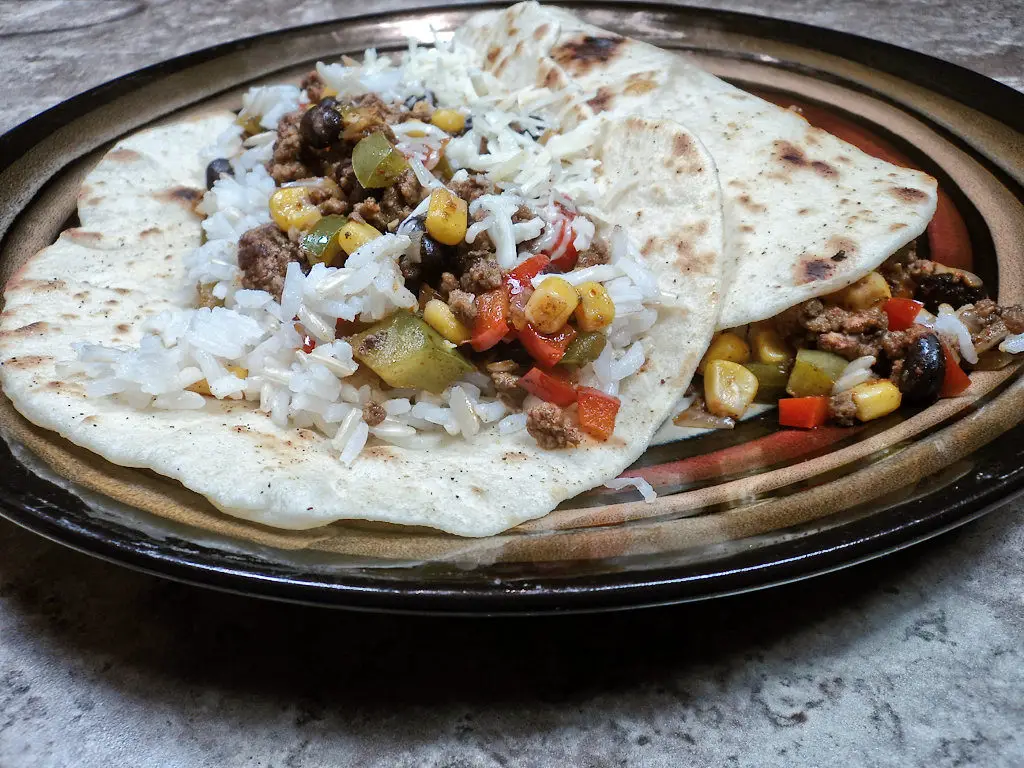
top-left (1, 2), bottom-right (1023, 614)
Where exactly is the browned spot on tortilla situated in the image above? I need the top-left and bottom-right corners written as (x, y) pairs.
top-left (513, 40), bottom-right (524, 56)
top-left (551, 35), bottom-right (624, 74)
top-left (890, 222), bottom-right (909, 231)
top-left (114, 288), bottom-right (131, 295)
top-left (2, 355), bottom-right (49, 369)
top-left (623, 71), bottom-right (658, 96)
top-left (811, 160), bottom-right (837, 178)
top-left (84, 197), bottom-right (102, 206)
top-left (82, 415), bottom-right (99, 425)
top-left (727, 179), bottom-right (746, 189)
top-left (31, 279), bottom-right (67, 293)
top-left (774, 140), bottom-right (807, 167)
top-left (116, 323), bottom-right (131, 332)
top-left (60, 313), bottom-right (78, 320)
top-left (3, 321), bottom-right (50, 338)
top-left (494, 55), bottom-right (509, 78)
top-left (108, 148), bottom-right (141, 162)
top-left (798, 208), bottom-right (810, 215)
top-left (363, 446), bottom-right (395, 460)
top-left (799, 258), bottom-right (835, 283)
top-left (104, 300), bottom-right (118, 307)
top-left (140, 226), bottom-right (161, 237)
top-left (73, 291), bottom-right (88, 299)
top-left (685, 220), bottom-right (708, 237)
top-left (502, 451), bottom-right (529, 462)
top-left (837, 156), bottom-right (852, 165)
top-left (471, 486), bottom-right (485, 495)
top-left (486, 45), bottom-right (500, 64)
top-left (737, 194), bottom-right (767, 213)
top-left (892, 186), bottom-right (928, 203)
top-left (542, 67), bottom-right (561, 89)
top-left (233, 425), bottom-right (251, 434)
top-left (805, 131), bottom-right (822, 147)
top-left (164, 254), bottom-right (174, 261)
top-left (587, 87), bottom-right (613, 113)
top-left (641, 236), bottom-right (660, 257)
top-left (66, 228), bottom-right (102, 242)
top-left (533, 23), bottom-right (550, 40)
top-left (831, 250), bottom-right (848, 262)
top-left (508, 25), bottom-right (519, 36)
top-left (673, 133), bottom-right (693, 158)
top-left (158, 186), bottom-right (204, 208)
top-left (739, 224), bottom-right (755, 233)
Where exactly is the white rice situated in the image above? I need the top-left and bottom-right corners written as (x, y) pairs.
top-left (832, 355), bottom-right (876, 394)
top-left (605, 476), bottom-right (657, 503)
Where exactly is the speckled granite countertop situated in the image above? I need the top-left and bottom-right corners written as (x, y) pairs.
top-left (1, 1), bottom-right (1022, 766)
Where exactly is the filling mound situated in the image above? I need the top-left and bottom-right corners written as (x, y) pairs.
top-left (65, 39), bottom-right (666, 463)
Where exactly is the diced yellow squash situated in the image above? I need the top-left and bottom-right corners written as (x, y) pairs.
top-left (750, 322), bottom-right (792, 365)
top-left (337, 219), bottom-right (383, 256)
top-left (698, 331), bottom-right (750, 374)
top-left (574, 281), bottom-right (615, 331)
top-left (425, 188), bottom-right (468, 246)
top-left (704, 359), bottom-right (759, 418)
top-left (829, 271), bottom-right (891, 310)
top-left (269, 187), bottom-right (322, 232)
top-left (851, 380), bottom-right (902, 422)
top-left (431, 109), bottom-right (466, 134)
top-left (525, 277), bottom-right (579, 334)
top-left (423, 299), bottom-right (471, 345)
top-left (187, 365), bottom-right (247, 397)
top-left (785, 349), bottom-right (849, 397)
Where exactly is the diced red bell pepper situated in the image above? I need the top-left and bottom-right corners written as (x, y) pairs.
top-left (577, 386), bottom-right (621, 441)
top-left (301, 334), bottom-right (317, 354)
top-left (883, 298), bottom-right (924, 332)
top-left (519, 366), bottom-right (578, 407)
top-left (471, 289), bottom-right (510, 352)
top-left (506, 253), bottom-right (550, 295)
top-left (519, 323), bottom-right (577, 367)
top-left (548, 216), bottom-right (579, 272)
top-left (778, 396), bottom-right (830, 429)
top-left (940, 344), bottom-right (971, 397)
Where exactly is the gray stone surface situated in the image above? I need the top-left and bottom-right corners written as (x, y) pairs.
top-left (0, 1), bottom-right (1022, 766)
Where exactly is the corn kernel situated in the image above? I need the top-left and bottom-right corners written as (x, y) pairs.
top-left (431, 109), bottom-right (466, 134)
top-left (750, 322), bottom-right (792, 365)
top-left (829, 271), bottom-right (891, 311)
top-left (704, 359), bottom-right (759, 419)
top-left (269, 187), bottom-right (322, 233)
top-left (423, 299), bottom-right (471, 345)
top-left (850, 380), bottom-right (902, 422)
top-left (425, 188), bottom-right (468, 246)
top-left (574, 281), bottom-right (615, 331)
top-left (698, 331), bottom-right (750, 374)
top-left (187, 365), bottom-right (247, 397)
top-left (235, 113), bottom-right (262, 135)
top-left (405, 119), bottom-right (429, 138)
top-left (337, 220), bottom-right (382, 255)
top-left (525, 277), bottom-right (580, 334)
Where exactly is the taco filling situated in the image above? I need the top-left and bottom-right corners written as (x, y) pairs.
top-left (681, 244), bottom-right (1024, 431)
top-left (62, 43), bottom-right (664, 462)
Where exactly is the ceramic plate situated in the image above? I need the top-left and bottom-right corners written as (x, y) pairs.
top-left (1, 2), bottom-right (1022, 614)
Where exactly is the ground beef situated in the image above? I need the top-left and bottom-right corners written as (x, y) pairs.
top-left (362, 401), bottom-right (386, 427)
top-left (777, 299), bottom-right (888, 361)
top-left (828, 390), bottom-right (858, 426)
top-left (881, 324), bottom-right (934, 361)
top-left (447, 289), bottom-right (477, 325)
top-left (306, 185), bottom-right (349, 216)
top-left (448, 174), bottom-right (494, 204)
top-left (438, 272), bottom-right (459, 299)
top-left (511, 205), bottom-right (534, 224)
top-left (340, 93), bottom-right (404, 143)
top-left (491, 370), bottom-right (526, 410)
top-left (268, 111), bottom-right (313, 184)
top-left (300, 70), bottom-right (328, 104)
top-left (237, 223), bottom-right (305, 299)
top-left (1001, 304), bottom-right (1024, 334)
top-left (576, 239), bottom-right (611, 268)
top-left (526, 402), bottom-right (582, 449)
top-left (461, 255), bottom-right (503, 293)
top-left (378, 169), bottom-right (423, 229)
top-left (879, 242), bottom-right (918, 296)
top-left (350, 199), bottom-right (386, 231)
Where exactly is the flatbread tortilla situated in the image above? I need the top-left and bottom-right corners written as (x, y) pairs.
top-left (0, 112), bottom-right (725, 537)
top-left (455, 1), bottom-right (939, 328)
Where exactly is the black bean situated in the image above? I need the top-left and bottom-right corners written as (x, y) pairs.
top-left (897, 332), bottom-right (945, 403)
top-left (299, 97), bottom-right (342, 148)
top-left (205, 158), bottom-right (234, 189)
top-left (915, 272), bottom-right (986, 313)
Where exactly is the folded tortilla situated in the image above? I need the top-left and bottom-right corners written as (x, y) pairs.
top-left (455, 1), bottom-right (939, 328)
top-left (0, 112), bottom-right (724, 537)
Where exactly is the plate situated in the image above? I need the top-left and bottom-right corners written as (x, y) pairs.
top-left (1, 2), bottom-right (1022, 614)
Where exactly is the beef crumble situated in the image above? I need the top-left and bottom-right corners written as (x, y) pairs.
top-left (237, 223), bottom-right (306, 299)
top-left (300, 70), bottom-right (328, 105)
top-left (526, 403), bottom-right (582, 449)
top-left (447, 289), bottom-right (477, 325)
top-left (576, 239), bottom-right (611, 268)
top-left (828, 390), bottom-right (858, 426)
top-left (776, 298), bottom-right (889, 360)
top-left (460, 254), bottom-right (503, 293)
top-left (362, 401), bottom-right (386, 427)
